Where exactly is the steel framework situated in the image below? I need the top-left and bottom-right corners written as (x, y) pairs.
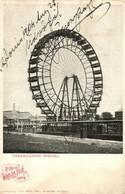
top-left (28, 29), bottom-right (103, 121)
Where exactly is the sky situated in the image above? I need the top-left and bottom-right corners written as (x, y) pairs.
top-left (2, 0), bottom-right (123, 116)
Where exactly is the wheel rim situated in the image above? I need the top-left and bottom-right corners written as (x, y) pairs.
top-left (28, 29), bottom-right (103, 121)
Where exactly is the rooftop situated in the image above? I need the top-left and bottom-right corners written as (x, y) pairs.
top-left (3, 111), bottom-right (33, 120)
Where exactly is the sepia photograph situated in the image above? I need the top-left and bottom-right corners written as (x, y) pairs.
top-left (2, 0), bottom-right (123, 154)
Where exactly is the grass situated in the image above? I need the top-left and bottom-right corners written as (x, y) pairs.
top-left (3, 132), bottom-right (123, 154)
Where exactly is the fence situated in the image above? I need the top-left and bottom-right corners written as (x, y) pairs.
top-left (40, 120), bottom-right (123, 141)
top-left (4, 120), bottom-right (123, 141)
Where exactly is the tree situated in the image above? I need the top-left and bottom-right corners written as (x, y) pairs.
top-left (95, 114), bottom-right (100, 120)
top-left (101, 112), bottom-right (113, 120)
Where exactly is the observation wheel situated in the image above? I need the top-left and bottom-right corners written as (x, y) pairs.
top-left (28, 29), bottom-right (103, 121)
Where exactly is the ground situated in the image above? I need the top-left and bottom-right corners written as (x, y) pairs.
top-left (3, 132), bottom-right (123, 154)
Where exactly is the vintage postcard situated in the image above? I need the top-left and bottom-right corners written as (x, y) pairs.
top-left (0, 0), bottom-right (125, 193)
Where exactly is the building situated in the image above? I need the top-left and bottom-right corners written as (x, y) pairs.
top-left (115, 109), bottom-right (123, 120)
top-left (3, 104), bottom-right (47, 132)
top-left (3, 110), bottom-right (35, 131)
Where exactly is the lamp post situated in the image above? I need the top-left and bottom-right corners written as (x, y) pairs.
top-left (35, 115), bottom-right (38, 133)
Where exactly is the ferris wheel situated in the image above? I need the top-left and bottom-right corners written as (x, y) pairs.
top-left (28, 29), bottom-right (103, 121)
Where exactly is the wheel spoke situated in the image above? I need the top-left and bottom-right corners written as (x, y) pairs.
top-left (28, 29), bottom-right (103, 121)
